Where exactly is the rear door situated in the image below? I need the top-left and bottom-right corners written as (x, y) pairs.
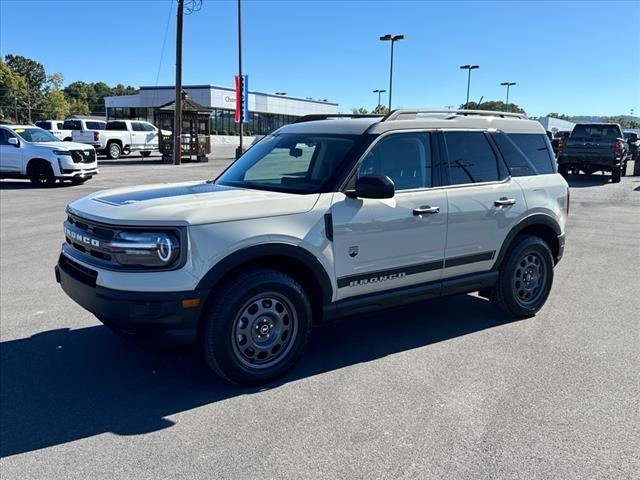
top-left (141, 122), bottom-right (159, 150)
top-left (441, 130), bottom-right (527, 278)
top-left (331, 131), bottom-right (448, 300)
top-left (0, 128), bottom-right (23, 172)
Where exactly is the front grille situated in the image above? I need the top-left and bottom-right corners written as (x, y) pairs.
top-left (59, 254), bottom-right (98, 287)
top-left (65, 213), bottom-right (117, 266)
top-left (69, 149), bottom-right (96, 164)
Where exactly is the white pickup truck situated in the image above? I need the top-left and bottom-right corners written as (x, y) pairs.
top-left (72, 120), bottom-right (163, 159)
top-left (64, 119), bottom-right (107, 144)
top-left (34, 120), bottom-right (73, 141)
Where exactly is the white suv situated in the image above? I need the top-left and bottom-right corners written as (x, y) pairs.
top-left (0, 125), bottom-right (98, 186)
top-left (55, 109), bottom-right (568, 385)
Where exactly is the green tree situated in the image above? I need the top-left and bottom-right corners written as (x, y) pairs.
top-left (546, 112), bottom-right (572, 121)
top-left (42, 89), bottom-right (70, 119)
top-left (603, 116), bottom-right (640, 129)
top-left (372, 105), bottom-right (390, 115)
top-left (351, 107), bottom-right (370, 115)
top-left (462, 100), bottom-right (526, 114)
top-left (0, 59), bottom-right (28, 122)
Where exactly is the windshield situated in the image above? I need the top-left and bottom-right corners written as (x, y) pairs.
top-left (216, 133), bottom-right (362, 193)
top-left (13, 128), bottom-right (59, 143)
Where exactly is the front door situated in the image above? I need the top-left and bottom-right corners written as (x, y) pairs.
top-left (440, 130), bottom-right (527, 278)
top-left (0, 129), bottom-right (22, 172)
top-left (130, 122), bottom-right (147, 150)
top-left (331, 131), bottom-right (447, 300)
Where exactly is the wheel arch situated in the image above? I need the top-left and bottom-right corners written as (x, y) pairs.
top-left (494, 214), bottom-right (562, 269)
top-left (26, 157), bottom-right (53, 175)
top-left (196, 243), bottom-right (334, 319)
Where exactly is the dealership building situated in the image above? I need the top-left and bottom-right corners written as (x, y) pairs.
top-left (104, 85), bottom-right (339, 136)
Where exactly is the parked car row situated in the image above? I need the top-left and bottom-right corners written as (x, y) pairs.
top-left (35, 118), bottom-right (167, 159)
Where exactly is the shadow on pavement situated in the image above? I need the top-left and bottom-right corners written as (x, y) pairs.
top-left (566, 174), bottom-right (611, 188)
top-left (0, 294), bottom-right (523, 458)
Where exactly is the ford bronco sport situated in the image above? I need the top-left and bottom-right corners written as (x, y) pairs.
top-left (55, 109), bottom-right (568, 385)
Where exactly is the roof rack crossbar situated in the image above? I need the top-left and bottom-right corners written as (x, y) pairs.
top-left (293, 114), bottom-right (384, 124)
top-left (383, 109), bottom-right (528, 121)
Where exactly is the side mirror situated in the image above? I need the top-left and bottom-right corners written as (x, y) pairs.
top-left (8, 137), bottom-right (19, 147)
top-left (347, 175), bottom-right (395, 199)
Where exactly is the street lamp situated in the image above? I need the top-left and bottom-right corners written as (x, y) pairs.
top-left (380, 34), bottom-right (404, 110)
top-left (373, 89), bottom-right (386, 108)
top-left (500, 82), bottom-right (516, 111)
top-left (460, 64), bottom-right (479, 109)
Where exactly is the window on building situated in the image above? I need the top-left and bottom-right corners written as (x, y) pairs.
top-left (444, 131), bottom-right (501, 185)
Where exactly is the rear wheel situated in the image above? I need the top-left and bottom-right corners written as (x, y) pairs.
top-left (28, 163), bottom-right (56, 187)
top-left (620, 161), bottom-right (627, 177)
top-left (558, 164), bottom-right (569, 179)
top-left (107, 142), bottom-right (122, 160)
top-left (491, 235), bottom-right (554, 317)
top-left (141, 151), bottom-right (152, 158)
top-left (200, 268), bottom-right (312, 385)
top-left (611, 166), bottom-right (621, 183)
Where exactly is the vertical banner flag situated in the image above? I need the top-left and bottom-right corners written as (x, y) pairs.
top-left (235, 75), bottom-right (249, 124)
top-left (234, 75), bottom-right (241, 123)
top-left (243, 75), bottom-right (249, 124)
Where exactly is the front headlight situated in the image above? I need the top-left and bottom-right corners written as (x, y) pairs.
top-left (109, 231), bottom-right (180, 267)
top-left (53, 150), bottom-right (72, 156)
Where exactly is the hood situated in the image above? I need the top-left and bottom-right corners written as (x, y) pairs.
top-left (67, 181), bottom-right (320, 226)
top-left (33, 141), bottom-right (95, 151)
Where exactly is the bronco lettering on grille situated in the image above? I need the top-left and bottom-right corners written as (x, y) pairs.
top-left (64, 227), bottom-right (100, 247)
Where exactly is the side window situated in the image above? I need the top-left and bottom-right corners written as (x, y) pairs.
top-left (57, 122), bottom-right (64, 129)
top-left (443, 131), bottom-right (500, 185)
top-left (0, 129), bottom-right (13, 145)
top-left (36, 121), bottom-right (51, 129)
top-left (358, 133), bottom-right (432, 190)
top-left (142, 123), bottom-right (156, 132)
top-left (131, 122), bottom-right (145, 132)
top-left (106, 121), bottom-right (127, 131)
top-left (493, 133), bottom-right (555, 176)
top-left (86, 121), bottom-right (106, 130)
top-left (63, 120), bottom-right (81, 130)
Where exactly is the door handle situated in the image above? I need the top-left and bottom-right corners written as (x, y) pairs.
top-left (494, 197), bottom-right (516, 206)
top-left (413, 205), bottom-right (440, 216)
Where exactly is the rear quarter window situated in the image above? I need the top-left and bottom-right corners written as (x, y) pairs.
top-left (86, 121), bottom-right (106, 130)
top-left (494, 132), bottom-right (555, 176)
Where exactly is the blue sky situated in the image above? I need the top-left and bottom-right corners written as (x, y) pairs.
top-left (1, 0), bottom-right (639, 117)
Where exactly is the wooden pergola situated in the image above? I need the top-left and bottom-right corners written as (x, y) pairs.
top-left (157, 93), bottom-right (212, 162)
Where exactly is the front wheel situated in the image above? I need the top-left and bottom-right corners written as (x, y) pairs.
top-left (200, 268), bottom-right (312, 385)
top-left (29, 163), bottom-right (56, 187)
top-left (491, 235), bottom-right (554, 317)
top-left (141, 151), bottom-right (152, 158)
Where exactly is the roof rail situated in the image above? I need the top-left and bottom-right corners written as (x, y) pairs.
top-left (293, 114), bottom-right (384, 124)
top-left (383, 109), bottom-right (528, 121)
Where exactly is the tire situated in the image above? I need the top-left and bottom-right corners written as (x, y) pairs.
top-left (107, 142), bottom-right (122, 160)
top-left (558, 164), bottom-right (569, 179)
top-left (491, 234), bottom-right (554, 317)
top-left (28, 163), bottom-right (56, 187)
top-left (620, 161), bottom-right (627, 177)
top-left (634, 159), bottom-right (640, 177)
top-left (611, 166), bottom-right (621, 183)
top-left (63, 137), bottom-right (72, 142)
top-left (200, 268), bottom-right (313, 385)
top-left (71, 177), bottom-right (89, 185)
top-left (141, 151), bottom-right (152, 158)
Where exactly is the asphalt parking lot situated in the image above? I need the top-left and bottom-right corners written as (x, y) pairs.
top-left (1, 162), bottom-right (639, 479)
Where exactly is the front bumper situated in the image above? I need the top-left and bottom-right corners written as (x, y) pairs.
top-left (55, 254), bottom-right (209, 341)
top-left (59, 167), bottom-right (99, 179)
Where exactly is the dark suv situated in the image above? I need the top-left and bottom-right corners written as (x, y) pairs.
top-left (558, 123), bottom-right (629, 182)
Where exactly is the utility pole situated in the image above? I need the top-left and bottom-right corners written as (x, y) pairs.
top-left (237, 0), bottom-right (244, 159)
top-left (500, 82), bottom-right (516, 111)
top-left (14, 95), bottom-right (18, 122)
top-left (173, 0), bottom-right (184, 165)
top-left (27, 79), bottom-right (32, 123)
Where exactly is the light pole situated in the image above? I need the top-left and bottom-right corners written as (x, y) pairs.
top-left (380, 34), bottom-right (404, 110)
top-left (500, 82), bottom-right (516, 111)
top-left (373, 89), bottom-right (386, 108)
top-left (460, 64), bottom-right (479, 109)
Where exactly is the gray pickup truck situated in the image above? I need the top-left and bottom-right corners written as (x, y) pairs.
top-left (557, 123), bottom-right (629, 183)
